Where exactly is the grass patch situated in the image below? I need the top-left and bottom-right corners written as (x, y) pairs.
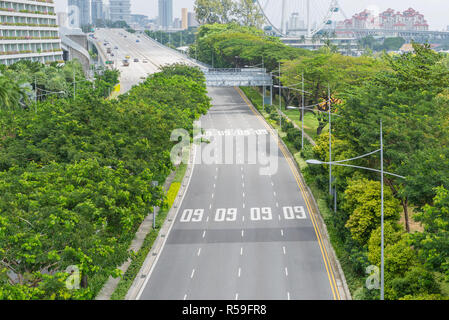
top-left (241, 87), bottom-right (327, 141)
top-left (110, 163), bottom-right (188, 300)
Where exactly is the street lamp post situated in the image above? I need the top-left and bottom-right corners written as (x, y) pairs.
top-left (328, 84), bottom-right (332, 198)
top-left (380, 120), bottom-right (385, 301)
top-left (278, 62), bottom-right (282, 127)
top-left (301, 72), bottom-right (305, 150)
top-left (152, 181), bottom-right (159, 229)
top-left (306, 120), bottom-right (405, 300)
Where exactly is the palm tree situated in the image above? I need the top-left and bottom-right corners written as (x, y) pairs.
top-left (0, 75), bottom-right (28, 110)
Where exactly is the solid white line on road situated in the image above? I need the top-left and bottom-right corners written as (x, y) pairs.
top-left (285, 267), bottom-right (288, 277)
top-left (202, 231), bottom-right (206, 238)
top-left (191, 269), bottom-right (195, 279)
top-left (197, 248), bottom-right (201, 256)
top-left (238, 268), bottom-right (241, 278)
top-left (283, 246), bottom-right (286, 255)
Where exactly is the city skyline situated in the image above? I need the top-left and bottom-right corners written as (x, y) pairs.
top-left (54, 0), bottom-right (449, 30)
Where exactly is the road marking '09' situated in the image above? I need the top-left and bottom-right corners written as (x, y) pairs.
top-left (179, 206), bottom-right (307, 223)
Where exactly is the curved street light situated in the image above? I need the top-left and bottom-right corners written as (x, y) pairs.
top-left (306, 120), bottom-right (406, 301)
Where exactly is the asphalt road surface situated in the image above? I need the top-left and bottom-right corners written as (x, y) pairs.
top-left (94, 29), bottom-right (339, 300)
top-left (94, 28), bottom-right (198, 93)
top-left (137, 87), bottom-right (339, 300)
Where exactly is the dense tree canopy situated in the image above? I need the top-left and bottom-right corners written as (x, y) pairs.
top-left (0, 63), bottom-right (211, 299)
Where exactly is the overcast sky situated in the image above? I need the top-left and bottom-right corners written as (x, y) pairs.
top-left (54, 0), bottom-right (449, 30)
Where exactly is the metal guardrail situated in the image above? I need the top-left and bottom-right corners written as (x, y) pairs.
top-left (204, 68), bottom-right (273, 87)
top-left (207, 68), bottom-right (267, 73)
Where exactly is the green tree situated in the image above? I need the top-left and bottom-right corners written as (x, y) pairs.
top-left (412, 187), bottom-right (449, 279)
top-left (194, 0), bottom-right (236, 24)
top-left (336, 43), bottom-right (449, 232)
top-left (234, 0), bottom-right (264, 27)
top-left (343, 178), bottom-right (401, 245)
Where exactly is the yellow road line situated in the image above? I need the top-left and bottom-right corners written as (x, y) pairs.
top-left (236, 87), bottom-right (340, 300)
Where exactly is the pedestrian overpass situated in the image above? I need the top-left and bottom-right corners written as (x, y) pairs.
top-left (204, 68), bottom-right (273, 87)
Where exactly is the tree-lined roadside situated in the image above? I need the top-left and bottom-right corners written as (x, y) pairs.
top-left (0, 63), bottom-right (211, 299)
top-left (194, 22), bottom-right (449, 299)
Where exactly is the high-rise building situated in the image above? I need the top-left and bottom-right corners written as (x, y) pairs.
top-left (158, 0), bottom-right (173, 29)
top-left (110, 0), bottom-right (131, 23)
top-left (57, 12), bottom-right (69, 28)
top-left (0, 0), bottom-right (63, 65)
top-left (187, 12), bottom-right (199, 28)
top-left (102, 3), bottom-right (110, 21)
top-left (91, 0), bottom-right (103, 25)
top-left (68, 0), bottom-right (91, 27)
top-left (181, 8), bottom-right (188, 30)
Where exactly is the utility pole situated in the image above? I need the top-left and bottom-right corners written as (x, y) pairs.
top-left (380, 119), bottom-right (385, 301)
top-left (73, 68), bottom-right (76, 100)
top-left (34, 76), bottom-right (37, 103)
top-left (152, 181), bottom-right (159, 229)
top-left (328, 84), bottom-right (332, 198)
top-left (262, 56), bottom-right (265, 111)
top-left (301, 72), bottom-right (305, 150)
top-left (279, 62), bottom-right (282, 127)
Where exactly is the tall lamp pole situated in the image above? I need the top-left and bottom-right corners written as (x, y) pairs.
top-left (306, 120), bottom-right (405, 301)
top-left (328, 84), bottom-right (332, 197)
top-left (152, 181), bottom-right (159, 229)
top-left (380, 119), bottom-right (385, 301)
top-left (278, 62), bottom-right (282, 127)
top-left (301, 72), bottom-right (305, 150)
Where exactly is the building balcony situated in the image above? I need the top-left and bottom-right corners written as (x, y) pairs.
top-left (0, 37), bottom-right (60, 44)
top-left (0, 48), bottom-right (62, 60)
top-left (3, 0), bottom-right (55, 8)
top-left (0, 22), bottom-right (58, 29)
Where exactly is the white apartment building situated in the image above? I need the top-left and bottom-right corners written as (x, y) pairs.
top-left (0, 0), bottom-right (63, 65)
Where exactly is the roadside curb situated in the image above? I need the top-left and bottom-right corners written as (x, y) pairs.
top-left (125, 144), bottom-right (197, 300)
top-left (236, 87), bottom-right (352, 300)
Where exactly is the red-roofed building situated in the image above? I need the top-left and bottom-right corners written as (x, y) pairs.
top-left (337, 7), bottom-right (429, 31)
